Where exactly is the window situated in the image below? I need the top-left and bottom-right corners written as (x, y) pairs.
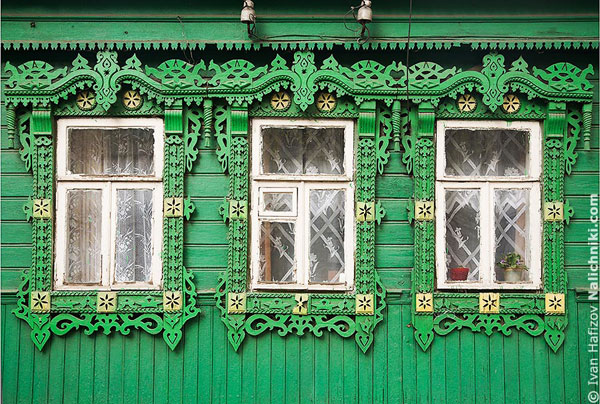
top-left (250, 119), bottom-right (355, 290)
top-left (55, 118), bottom-right (164, 290)
top-left (435, 120), bottom-right (542, 289)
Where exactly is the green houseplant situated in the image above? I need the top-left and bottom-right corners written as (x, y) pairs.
top-left (497, 252), bottom-right (528, 282)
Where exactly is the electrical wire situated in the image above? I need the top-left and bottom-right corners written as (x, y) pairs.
top-left (177, 16), bottom-right (195, 65)
top-left (405, 0), bottom-right (414, 122)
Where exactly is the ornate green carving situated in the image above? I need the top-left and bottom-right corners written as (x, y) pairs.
top-left (4, 52), bottom-right (593, 112)
top-left (3, 50), bottom-right (593, 353)
top-left (410, 97), bottom-right (578, 353)
top-left (11, 97), bottom-right (200, 351)
top-left (212, 96), bottom-right (388, 353)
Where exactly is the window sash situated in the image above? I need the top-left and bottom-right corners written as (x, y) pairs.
top-left (251, 119), bottom-right (355, 182)
top-left (56, 118), bottom-right (164, 181)
top-left (55, 181), bottom-right (163, 290)
top-left (435, 120), bottom-right (542, 182)
top-left (435, 120), bottom-right (542, 290)
top-left (435, 181), bottom-right (542, 290)
top-left (251, 182), bottom-right (354, 291)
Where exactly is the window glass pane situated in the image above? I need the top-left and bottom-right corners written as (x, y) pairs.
top-left (68, 128), bottom-right (155, 175)
top-left (262, 191), bottom-right (294, 214)
top-left (66, 189), bottom-right (103, 284)
top-left (309, 189), bottom-right (345, 283)
top-left (494, 189), bottom-right (530, 282)
top-left (262, 128), bottom-right (303, 175)
top-left (445, 129), bottom-right (528, 177)
top-left (261, 127), bottom-right (345, 175)
top-left (445, 189), bottom-right (480, 281)
top-left (304, 128), bottom-right (345, 175)
top-left (259, 221), bottom-right (296, 283)
top-left (115, 189), bottom-right (154, 283)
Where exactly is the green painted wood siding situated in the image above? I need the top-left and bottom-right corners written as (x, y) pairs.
top-left (1, 47), bottom-right (598, 403)
top-left (1, 292), bottom-right (597, 403)
top-left (1, 0), bottom-right (598, 50)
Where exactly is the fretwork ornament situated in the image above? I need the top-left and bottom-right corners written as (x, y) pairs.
top-left (9, 100), bottom-right (200, 351)
top-left (3, 50), bottom-right (592, 354)
top-left (409, 93), bottom-right (587, 353)
top-left (214, 98), bottom-right (389, 354)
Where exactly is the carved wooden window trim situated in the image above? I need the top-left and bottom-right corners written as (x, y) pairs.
top-left (54, 118), bottom-right (164, 291)
top-left (250, 118), bottom-right (356, 291)
top-left (3, 50), bottom-right (592, 354)
top-left (434, 120), bottom-right (543, 290)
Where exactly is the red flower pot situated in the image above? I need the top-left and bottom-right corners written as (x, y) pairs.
top-left (449, 267), bottom-right (470, 281)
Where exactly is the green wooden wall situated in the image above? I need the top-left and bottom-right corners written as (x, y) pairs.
top-left (0, 292), bottom-right (597, 404)
top-left (1, 8), bottom-right (599, 400)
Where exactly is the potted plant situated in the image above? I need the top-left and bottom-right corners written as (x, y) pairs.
top-left (497, 252), bottom-right (528, 282)
top-left (449, 266), bottom-right (470, 281)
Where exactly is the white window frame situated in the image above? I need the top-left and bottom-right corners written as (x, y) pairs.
top-left (54, 118), bottom-right (164, 290)
top-left (250, 119), bottom-right (355, 291)
top-left (435, 120), bottom-right (542, 290)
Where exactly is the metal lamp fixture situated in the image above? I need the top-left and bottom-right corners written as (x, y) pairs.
top-left (356, 0), bottom-right (372, 24)
top-left (356, 0), bottom-right (372, 38)
top-left (241, 1), bottom-right (256, 37)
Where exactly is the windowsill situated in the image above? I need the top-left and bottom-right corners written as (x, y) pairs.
top-left (250, 283), bottom-right (355, 293)
top-left (435, 281), bottom-right (542, 291)
top-left (53, 283), bottom-right (162, 291)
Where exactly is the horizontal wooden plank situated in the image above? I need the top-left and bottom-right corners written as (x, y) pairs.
top-left (0, 175), bottom-right (33, 197)
top-left (565, 220), bottom-right (598, 242)
top-left (375, 222), bottom-right (413, 245)
top-left (377, 199), bottom-right (410, 221)
top-left (1, 246), bottom-right (31, 268)
top-left (184, 222), bottom-right (227, 245)
top-left (566, 195), bottom-right (600, 220)
top-left (572, 149), bottom-right (599, 172)
top-left (1, 198), bottom-right (28, 221)
top-left (374, 245), bottom-right (414, 268)
top-left (1, 222), bottom-right (31, 244)
top-left (564, 173), bottom-right (599, 196)
top-left (0, 270), bottom-right (22, 292)
top-left (565, 243), bottom-right (598, 266)
top-left (189, 198), bottom-right (226, 221)
top-left (1, 150), bottom-right (28, 174)
top-left (185, 175), bottom-right (229, 198)
top-left (375, 175), bottom-right (413, 198)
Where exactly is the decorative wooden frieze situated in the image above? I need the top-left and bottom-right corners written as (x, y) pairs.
top-left (415, 293), bottom-right (433, 313)
top-left (457, 94), bottom-right (476, 112)
top-left (355, 294), bottom-right (374, 315)
top-left (544, 201), bottom-right (564, 221)
top-left (228, 293), bottom-right (246, 314)
top-left (545, 293), bottom-right (565, 314)
top-left (316, 92), bottom-right (336, 112)
top-left (32, 199), bottom-right (51, 219)
top-left (501, 94), bottom-right (520, 113)
top-left (30, 291), bottom-right (50, 313)
top-left (122, 89), bottom-right (143, 110)
top-left (164, 197), bottom-right (184, 217)
top-left (270, 91), bottom-right (291, 111)
top-left (229, 200), bottom-right (248, 220)
top-left (415, 201), bottom-right (434, 221)
top-left (292, 294), bottom-right (309, 315)
top-left (479, 293), bottom-right (500, 314)
top-left (3, 49), bottom-right (591, 354)
top-left (356, 201), bottom-right (375, 222)
top-left (163, 291), bottom-right (182, 312)
top-left (97, 292), bottom-right (117, 313)
top-left (76, 90), bottom-right (97, 111)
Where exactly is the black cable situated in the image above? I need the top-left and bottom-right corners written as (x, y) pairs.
top-left (405, 0), bottom-right (414, 121)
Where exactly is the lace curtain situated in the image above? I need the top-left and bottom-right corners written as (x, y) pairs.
top-left (66, 189), bottom-right (103, 284)
top-left (445, 129), bottom-right (528, 177)
top-left (68, 128), bottom-right (155, 175)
